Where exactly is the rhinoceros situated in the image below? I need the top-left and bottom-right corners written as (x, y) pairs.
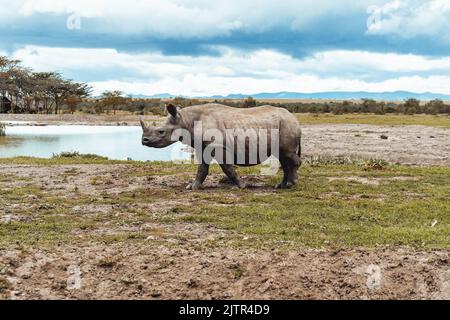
top-left (140, 103), bottom-right (302, 190)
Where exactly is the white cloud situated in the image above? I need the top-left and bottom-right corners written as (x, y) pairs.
top-left (0, 0), bottom-right (381, 38)
top-left (11, 45), bottom-right (450, 96)
top-left (89, 75), bottom-right (450, 97)
top-left (367, 0), bottom-right (450, 41)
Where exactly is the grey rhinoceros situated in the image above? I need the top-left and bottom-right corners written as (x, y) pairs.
top-left (140, 103), bottom-right (302, 190)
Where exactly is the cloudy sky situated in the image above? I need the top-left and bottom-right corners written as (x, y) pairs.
top-left (1, 0), bottom-right (450, 96)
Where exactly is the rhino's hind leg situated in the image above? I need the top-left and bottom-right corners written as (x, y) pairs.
top-left (187, 163), bottom-right (210, 190)
top-left (220, 164), bottom-right (246, 189)
top-left (275, 153), bottom-right (301, 189)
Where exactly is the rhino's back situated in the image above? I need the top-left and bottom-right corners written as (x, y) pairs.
top-left (182, 104), bottom-right (298, 131)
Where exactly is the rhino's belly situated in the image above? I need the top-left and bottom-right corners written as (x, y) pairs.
top-left (219, 145), bottom-right (272, 166)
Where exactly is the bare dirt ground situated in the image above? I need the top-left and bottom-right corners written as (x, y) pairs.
top-left (2, 245), bottom-right (449, 300)
top-left (302, 124), bottom-right (450, 166)
top-left (1, 114), bottom-right (449, 300)
top-left (0, 162), bottom-right (449, 300)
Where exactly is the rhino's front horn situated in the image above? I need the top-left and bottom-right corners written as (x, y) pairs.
top-left (139, 117), bottom-right (147, 130)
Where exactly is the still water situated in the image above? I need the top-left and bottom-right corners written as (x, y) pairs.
top-left (0, 125), bottom-right (190, 161)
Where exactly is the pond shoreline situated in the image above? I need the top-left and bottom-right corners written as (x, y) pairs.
top-left (0, 114), bottom-right (165, 127)
top-left (1, 118), bottom-right (449, 165)
top-left (0, 125), bottom-right (190, 161)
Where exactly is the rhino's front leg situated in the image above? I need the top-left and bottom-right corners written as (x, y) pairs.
top-left (186, 163), bottom-right (210, 190)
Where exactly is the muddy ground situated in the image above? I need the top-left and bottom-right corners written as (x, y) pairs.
top-left (2, 244), bottom-right (449, 300)
top-left (0, 161), bottom-right (449, 300)
top-left (0, 114), bottom-right (449, 300)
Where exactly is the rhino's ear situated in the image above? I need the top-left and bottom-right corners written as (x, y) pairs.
top-left (166, 104), bottom-right (179, 118)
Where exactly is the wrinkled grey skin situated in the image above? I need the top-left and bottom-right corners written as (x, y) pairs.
top-left (141, 103), bottom-right (302, 190)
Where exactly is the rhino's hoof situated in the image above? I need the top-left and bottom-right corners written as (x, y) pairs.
top-left (186, 181), bottom-right (203, 191)
top-left (232, 182), bottom-right (247, 190)
top-left (275, 182), bottom-right (293, 189)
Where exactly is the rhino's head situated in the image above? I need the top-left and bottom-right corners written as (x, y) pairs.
top-left (140, 104), bottom-right (183, 148)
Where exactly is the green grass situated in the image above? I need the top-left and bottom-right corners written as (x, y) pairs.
top-left (166, 164), bottom-right (450, 249)
top-left (0, 157), bottom-right (449, 249)
top-left (298, 113), bottom-right (450, 128)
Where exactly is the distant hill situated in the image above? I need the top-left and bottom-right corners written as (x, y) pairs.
top-left (129, 93), bottom-right (174, 99)
top-left (211, 91), bottom-right (450, 101)
top-left (129, 91), bottom-right (450, 101)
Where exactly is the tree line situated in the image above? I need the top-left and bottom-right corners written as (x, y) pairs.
top-left (232, 97), bottom-right (450, 115)
top-left (0, 56), bottom-right (90, 114)
top-left (77, 96), bottom-right (450, 116)
top-left (2, 56), bottom-right (449, 115)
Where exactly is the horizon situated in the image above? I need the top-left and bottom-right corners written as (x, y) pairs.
top-left (2, 1), bottom-right (450, 96)
top-left (126, 90), bottom-right (450, 101)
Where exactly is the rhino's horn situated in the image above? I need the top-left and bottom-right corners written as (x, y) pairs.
top-left (139, 117), bottom-right (147, 130)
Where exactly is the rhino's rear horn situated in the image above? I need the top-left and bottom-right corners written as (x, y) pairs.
top-left (139, 117), bottom-right (147, 130)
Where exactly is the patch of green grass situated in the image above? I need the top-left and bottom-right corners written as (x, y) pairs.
top-left (231, 264), bottom-right (246, 279)
top-left (0, 158), bottom-right (449, 250)
top-left (298, 113), bottom-right (450, 128)
top-left (175, 164), bottom-right (450, 249)
top-left (52, 151), bottom-right (109, 160)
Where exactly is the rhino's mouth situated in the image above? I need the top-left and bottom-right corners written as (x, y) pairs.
top-left (142, 138), bottom-right (175, 149)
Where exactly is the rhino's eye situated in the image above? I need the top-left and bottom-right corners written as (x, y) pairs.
top-left (158, 130), bottom-right (165, 135)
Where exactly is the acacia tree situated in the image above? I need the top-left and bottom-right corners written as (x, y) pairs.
top-left (64, 95), bottom-right (83, 114)
top-left (100, 90), bottom-right (128, 115)
top-left (0, 56), bottom-right (91, 114)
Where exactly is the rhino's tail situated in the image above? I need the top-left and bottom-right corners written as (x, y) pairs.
top-left (297, 130), bottom-right (302, 159)
top-left (297, 136), bottom-right (302, 158)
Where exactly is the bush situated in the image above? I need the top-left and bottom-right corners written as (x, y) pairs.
top-left (0, 123), bottom-right (5, 136)
top-left (403, 98), bottom-right (420, 115)
top-left (243, 97), bottom-right (257, 108)
top-left (52, 151), bottom-right (108, 160)
top-left (363, 159), bottom-right (389, 171)
top-left (303, 155), bottom-right (389, 169)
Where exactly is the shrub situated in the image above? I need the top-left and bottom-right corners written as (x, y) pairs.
top-left (403, 98), bottom-right (420, 115)
top-left (0, 123), bottom-right (5, 136)
top-left (52, 152), bottom-right (108, 160)
top-left (363, 159), bottom-right (388, 171)
top-left (243, 97), bottom-right (257, 108)
top-left (303, 155), bottom-right (389, 169)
